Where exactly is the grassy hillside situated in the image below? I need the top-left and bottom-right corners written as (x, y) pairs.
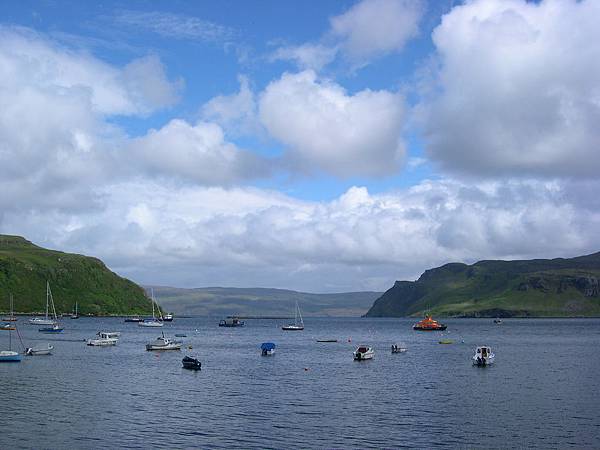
top-left (151, 286), bottom-right (382, 317)
top-left (0, 235), bottom-right (151, 315)
top-left (365, 252), bottom-right (600, 317)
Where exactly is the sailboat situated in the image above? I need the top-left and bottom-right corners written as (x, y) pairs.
top-left (138, 289), bottom-right (163, 327)
top-left (70, 302), bottom-right (79, 319)
top-left (29, 282), bottom-right (58, 326)
top-left (282, 301), bottom-right (304, 331)
top-left (1, 294), bottom-right (18, 322)
top-left (0, 324), bottom-right (21, 362)
top-left (37, 283), bottom-right (63, 333)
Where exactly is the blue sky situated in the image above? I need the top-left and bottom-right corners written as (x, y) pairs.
top-left (1, 0), bottom-right (599, 292)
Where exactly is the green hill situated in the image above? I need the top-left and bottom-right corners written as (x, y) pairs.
top-left (365, 252), bottom-right (600, 317)
top-left (151, 286), bottom-right (382, 317)
top-left (0, 235), bottom-right (151, 315)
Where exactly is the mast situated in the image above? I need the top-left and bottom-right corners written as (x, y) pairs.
top-left (298, 302), bottom-right (303, 326)
top-left (46, 281), bottom-right (50, 320)
top-left (48, 284), bottom-right (58, 321)
top-left (151, 288), bottom-right (155, 320)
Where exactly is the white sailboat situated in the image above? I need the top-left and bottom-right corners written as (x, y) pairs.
top-left (0, 326), bottom-right (21, 362)
top-left (282, 301), bottom-right (304, 331)
top-left (138, 289), bottom-right (163, 327)
top-left (29, 282), bottom-right (58, 326)
top-left (70, 301), bottom-right (79, 319)
top-left (1, 293), bottom-right (17, 321)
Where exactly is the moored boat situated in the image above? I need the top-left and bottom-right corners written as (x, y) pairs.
top-left (261, 342), bottom-right (276, 356)
top-left (413, 315), bottom-right (447, 331)
top-left (2, 294), bottom-right (18, 322)
top-left (182, 356), bottom-right (201, 370)
top-left (25, 343), bottom-right (53, 355)
top-left (0, 350), bottom-right (21, 362)
top-left (1, 323), bottom-right (16, 331)
top-left (87, 332), bottom-right (119, 346)
top-left (124, 316), bottom-right (143, 323)
top-left (146, 333), bottom-right (182, 351)
top-left (138, 289), bottom-right (164, 327)
top-left (472, 346), bottom-right (495, 366)
top-left (39, 323), bottom-right (64, 333)
top-left (162, 313), bottom-right (174, 322)
top-left (354, 346), bottom-right (374, 360)
top-left (282, 301), bottom-right (304, 331)
top-left (218, 317), bottom-right (244, 327)
top-left (391, 343), bottom-right (407, 353)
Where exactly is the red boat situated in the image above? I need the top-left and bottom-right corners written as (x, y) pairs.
top-left (413, 315), bottom-right (447, 331)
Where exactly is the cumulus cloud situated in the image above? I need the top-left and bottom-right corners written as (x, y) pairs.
top-left (259, 70), bottom-right (406, 177)
top-left (3, 178), bottom-right (598, 292)
top-left (130, 119), bottom-right (269, 185)
top-left (421, 0), bottom-right (600, 177)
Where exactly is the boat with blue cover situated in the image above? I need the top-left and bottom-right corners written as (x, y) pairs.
top-left (261, 342), bottom-right (276, 356)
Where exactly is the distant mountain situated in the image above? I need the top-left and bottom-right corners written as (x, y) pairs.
top-left (365, 252), bottom-right (600, 317)
top-left (0, 235), bottom-right (150, 315)
top-left (150, 286), bottom-right (382, 317)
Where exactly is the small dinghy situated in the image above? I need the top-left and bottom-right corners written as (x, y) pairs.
top-left (353, 346), bottom-right (374, 360)
top-left (182, 356), bottom-right (201, 370)
top-left (25, 343), bottom-right (53, 355)
top-left (261, 342), bottom-right (276, 356)
top-left (472, 346), bottom-right (495, 366)
top-left (391, 343), bottom-right (407, 353)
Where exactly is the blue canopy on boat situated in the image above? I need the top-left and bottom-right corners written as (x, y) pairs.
top-left (261, 342), bottom-right (276, 350)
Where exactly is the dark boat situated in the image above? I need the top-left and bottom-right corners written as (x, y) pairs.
top-left (218, 317), bottom-right (245, 327)
top-left (162, 313), bottom-right (174, 322)
top-left (182, 356), bottom-right (201, 370)
top-left (413, 315), bottom-right (447, 331)
top-left (124, 316), bottom-right (143, 323)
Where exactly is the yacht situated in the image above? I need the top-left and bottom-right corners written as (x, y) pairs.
top-left (138, 290), bottom-right (163, 327)
top-left (413, 315), bottom-right (447, 331)
top-left (353, 346), bottom-right (374, 360)
top-left (146, 333), bottom-right (182, 351)
top-left (472, 346), bottom-right (495, 366)
top-left (29, 282), bottom-right (59, 326)
top-left (282, 301), bottom-right (304, 331)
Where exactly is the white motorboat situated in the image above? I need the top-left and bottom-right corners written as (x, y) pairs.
top-left (391, 343), bottom-right (407, 353)
top-left (354, 346), bottom-right (374, 360)
top-left (472, 346), bottom-right (495, 366)
top-left (145, 333), bottom-right (182, 351)
top-left (29, 282), bottom-right (59, 325)
top-left (282, 301), bottom-right (304, 331)
top-left (138, 289), bottom-right (164, 327)
top-left (87, 332), bottom-right (119, 346)
top-left (25, 343), bottom-right (54, 355)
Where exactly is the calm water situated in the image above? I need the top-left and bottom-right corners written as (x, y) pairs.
top-left (1, 317), bottom-right (599, 449)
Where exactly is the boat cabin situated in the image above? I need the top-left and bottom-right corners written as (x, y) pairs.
top-left (476, 346), bottom-right (491, 357)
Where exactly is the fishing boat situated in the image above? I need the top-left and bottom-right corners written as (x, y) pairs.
top-left (29, 282), bottom-right (58, 326)
top-left (1, 323), bottom-right (16, 331)
top-left (472, 346), bottom-right (495, 366)
top-left (70, 302), bottom-right (79, 319)
top-left (282, 301), bottom-right (304, 331)
top-left (391, 343), bottom-right (407, 353)
top-left (138, 289), bottom-right (164, 327)
top-left (413, 315), bottom-right (447, 331)
top-left (261, 342), bottom-right (276, 356)
top-left (145, 333), bottom-right (182, 351)
top-left (0, 326), bottom-right (21, 362)
top-left (1, 294), bottom-right (18, 321)
top-left (25, 343), bottom-right (53, 355)
top-left (218, 317), bottom-right (245, 327)
top-left (354, 346), bottom-right (374, 360)
top-left (182, 356), bottom-right (202, 370)
top-left (87, 332), bottom-right (119, 346)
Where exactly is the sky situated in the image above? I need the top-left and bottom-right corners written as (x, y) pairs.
top-left (1, 0), bottom-right (599, 293)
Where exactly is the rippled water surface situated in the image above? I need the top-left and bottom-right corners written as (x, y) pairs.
top-left (1, 317), bottom-right (599, 449)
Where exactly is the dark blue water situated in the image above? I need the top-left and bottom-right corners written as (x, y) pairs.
top-left (1, 317), bottom-right (599, 449)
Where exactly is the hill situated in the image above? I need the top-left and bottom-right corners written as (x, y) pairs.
top-left (0, 235), bottom-right (151, 315)
top-left (151, 286), bottom-right (382, 317)
top-left (365, 252), bottom-right (600, 317)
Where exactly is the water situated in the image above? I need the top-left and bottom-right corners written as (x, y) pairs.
top-left (1, 317), bottom-right (599, 449)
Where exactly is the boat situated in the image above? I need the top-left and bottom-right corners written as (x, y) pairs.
top-left (145, 333), bottom-right (182, 351)
top-left (29, 282), bottom-right (58, 326)
top-left (1, 323), bottom-right (16, 331)
top-left (439, 339), bottom-right (454, 344)
top-left (39, 323), bottom-right (64, 333)
top-left (493, 318), bottom-right (502, 324)
top-left (218, 317), bottom-right (245, 327)
top-left (25, 343), bottom-right (53, 355)
top-left (138, 289), bottom-right (164, 327)
top-left (124, 316), bottom-right (143, 323)
top-left (472, 346), bottom-right (495, 366)
top-left (317, 339), bottom-right (338, 343)
top-left (391, 343), bottom-right (407, 353)
top-left (282, 301), bottom-right (304, 331)
top-left (354, 346), bottom-right (374, 360)
top-left (70, 302), bottom-right (79, 319)
top-left (175, 334), bottom-right (187, 337)
top-left (162, 313), bottom-right (173, 322)
top-left (413, 315), bottom-right (447, 331)
top-left (182, 356), bottom-right (202, 370)
top-left (0, 326), bottom-right (21, 362)
top-left (1, 294), bottom-right (18, 321)
top-left (261, 342), bottom-right (276, 356)
top-left (87, 332), bottom-right (119, 346)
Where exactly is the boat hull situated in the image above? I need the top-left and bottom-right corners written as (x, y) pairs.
top-left (38, 327), bottom-right (64, 333)
top-left (413, 325), bottom-right (447, 331)
top-left (87, 339), bottom-right (118, 346)
top-left (146, 344), bottom-right (181, 351)
top-left (282, 326), bottom-right (304, 331)
top-left (138, 321), bottom-right (164, 327)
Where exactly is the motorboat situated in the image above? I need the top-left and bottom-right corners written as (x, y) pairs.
top-left (439, 339), bottom-right (454, 344)
top-left (219, 317), bottom-right (245, 327)
top-left (0, 351), bottom-right (21, 362)
top-left (146, 333), bottom-right (182, 351)
top-left (494, 318), bottom-right (502, 324)
top-left (25, 343), bottom-right (53, 355)
top-left (87, 332), bottom-right (119, 346)
top-left (39, 323), bottom-right (64, 333)
top-left (391, 343), bottom-right (407, 353)
top-left (182, 356), bottom-right (202, 370)
top-left (261, 342), bottom-right (276, 356)
top-left (1, 323), bottom-right (16, 331)
top-left (354, 346), bottom-right (374, 360)
top-left (472, 346), bottom-right (495, 366)
top-left (162, 313), bottom-right (174, 322)
top-left (124, 316), bottom-right (143, 323)
top-left (413, 315), bottom-right (447, 331)
top-left (282, 301), bottom-right (304, 331)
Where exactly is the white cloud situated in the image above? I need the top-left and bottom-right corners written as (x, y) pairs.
top-left (270, 43), bottom-right (338, 71)
top-left (421, 0), bottom-right (600, 177)
top-left (259, 70), bottom-right (406, 177)
top-left (330, 0), bottom-right (424, 63)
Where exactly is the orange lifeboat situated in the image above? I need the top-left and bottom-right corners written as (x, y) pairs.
top-left (413, 315), bottom-right (447, 331)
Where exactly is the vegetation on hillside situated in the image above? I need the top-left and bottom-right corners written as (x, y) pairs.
top-left (365, 252), bottom-right (600, 317)
top-left (0, 235), bottom-right (151, 315)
